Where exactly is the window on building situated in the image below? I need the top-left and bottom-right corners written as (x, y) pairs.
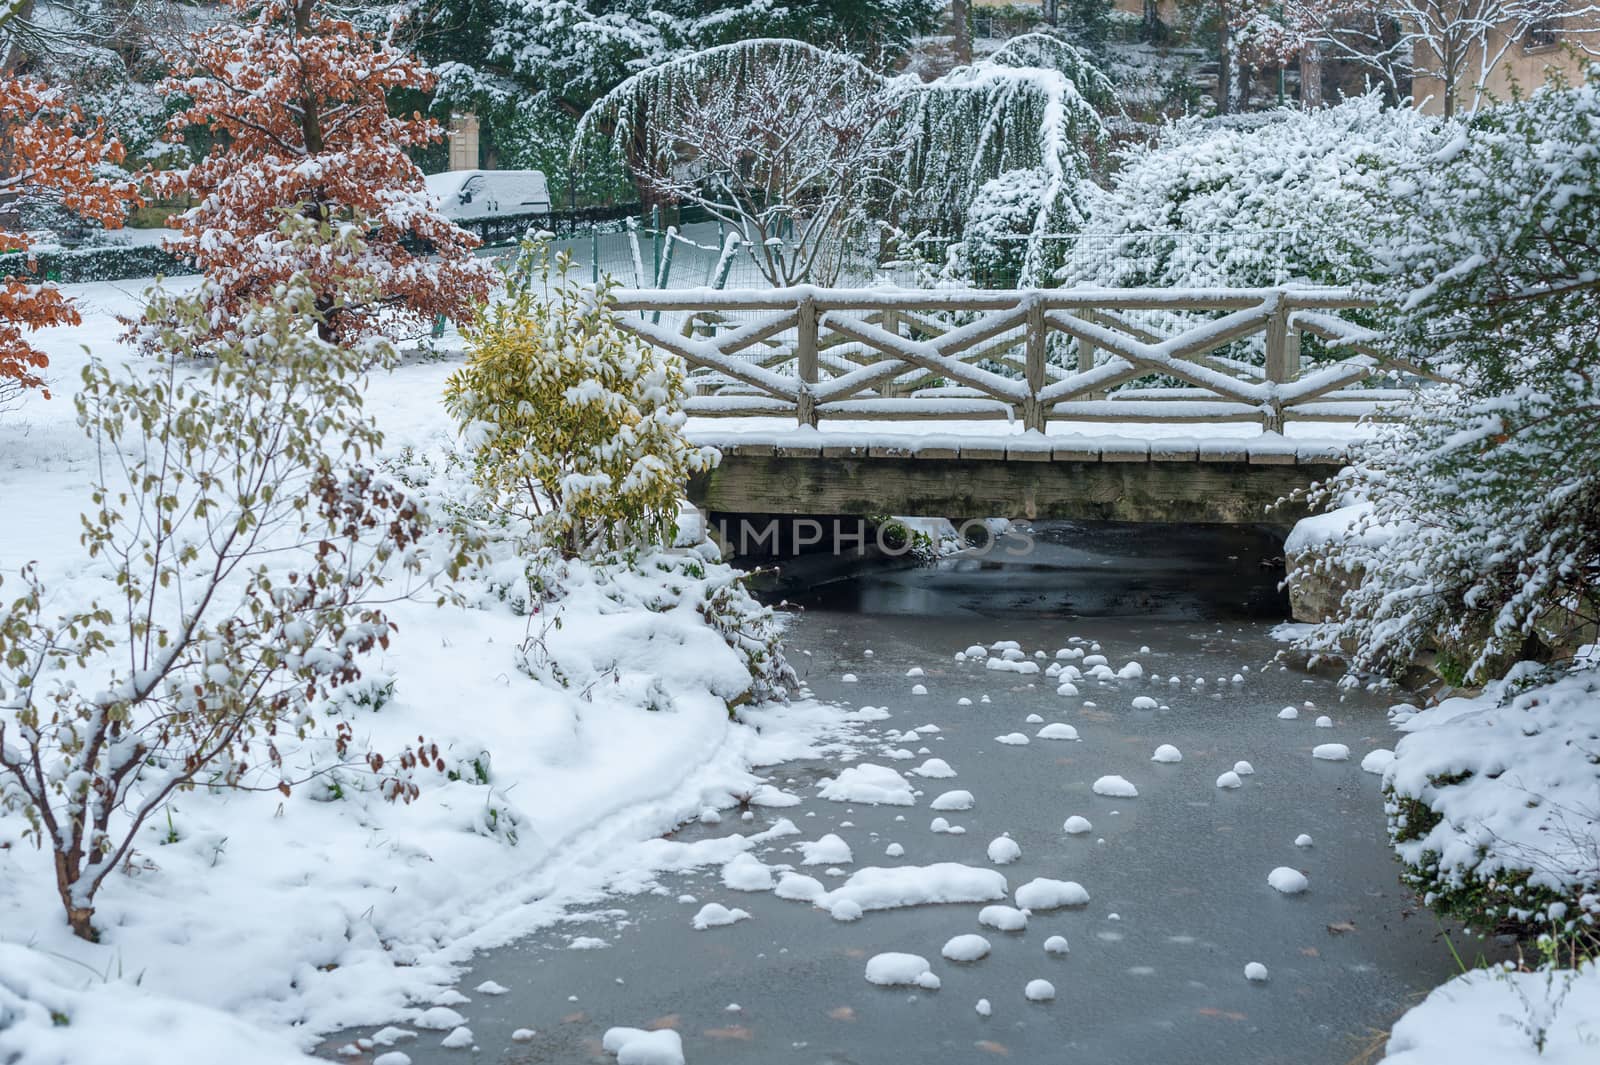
top-left (1525, 16), bottom-right (1562, 49)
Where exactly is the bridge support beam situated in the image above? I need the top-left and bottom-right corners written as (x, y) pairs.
top-left (688, 454), bottom-right (1342, 528)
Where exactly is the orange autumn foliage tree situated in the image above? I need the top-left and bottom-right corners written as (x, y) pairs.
top-left (158, 0), bottom-right (493, 343)
top-left (0, 76), bottom-right (140, 399)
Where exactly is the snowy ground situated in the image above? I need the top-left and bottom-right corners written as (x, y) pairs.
top-left (0, 280), bottom-right (848, 1062)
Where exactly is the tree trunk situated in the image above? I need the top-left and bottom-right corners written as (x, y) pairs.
top-left (1218, 22), bottom-right (1240, 114)
top-left (54, 850), bottom-right (98, 941)
top-left (1043, 0), bottom-right (1059, 27)
top-left (1142, 0), bottom-right (1160, 41)
top-left (951, 0), bottom-right (971, 65)
top-left (1300, 43), bottom-right (1324, 109)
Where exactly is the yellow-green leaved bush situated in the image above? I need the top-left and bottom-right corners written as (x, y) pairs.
top-left (445, 243), bottom-right (718, 559)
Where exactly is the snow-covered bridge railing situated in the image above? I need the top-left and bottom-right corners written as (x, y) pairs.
top-left (610, 285), bottom-right (1420, 434)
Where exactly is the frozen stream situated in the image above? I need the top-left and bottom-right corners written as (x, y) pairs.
top-left (324, 523), bottom-right (1466, 1065)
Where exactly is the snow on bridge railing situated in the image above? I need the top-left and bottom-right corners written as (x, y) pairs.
top-left (608, 285), bottom-right (1434, 433)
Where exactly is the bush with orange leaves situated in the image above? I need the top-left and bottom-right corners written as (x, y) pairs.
top-left (0, 76), bottom-right (140, 402)
top-left (156, 0), bottom-right (493, 345)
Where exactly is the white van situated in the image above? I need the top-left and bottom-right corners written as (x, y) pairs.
top-left (425, 170), bottom-right (552, 219)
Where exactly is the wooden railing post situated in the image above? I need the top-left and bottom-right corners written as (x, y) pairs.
top-left (1023, 295), bottom-right (1046, 432)
top-left (880, 309), bottom-right (901, 398)
top-left (1264, 293), bottom-right (1291, 433)
top-left (796, 295), bottom-right (819, 428)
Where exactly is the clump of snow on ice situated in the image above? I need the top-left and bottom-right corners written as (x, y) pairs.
top-left (1036, 723), bottom-right (1080, 741)
top-left (1151, 744), bottom-right (1182, 763)
top-left (865, 952), bottom-right (941, 989)
top-left (1244, 962), bottom-right (1269, 982)
top-left (1315, 715), bottom-right (1334, 728)
top-left (828, 899), bottom-right (864, 921)
top-left (1233, 760), bottom-right (1255, 775)
top-left (942, 934), bottom-right (992, 962)
top-left (1024, 979), bottom-right (1056, 1002)
top-left (374, 1054), bottom-right (413, 1065)
top-left (415, 1007), bottom-right (467, 1030)
top-left (958, 697), bottom-right (973, 706)
top-left (1118, 662), bottom-right (1145, 680)
top-left (987, 835), bottom-right (1022, 864)
top-left (995, 732), bottom-right (1030, 745)
top-left (511, 1028), bottom-right (536, 1042)
top-left (964, 645), bottom-right (988, 658)
top-left (929, 817), bottom-right (966, 834)
top-left (1043, 935), bottom-right (1069, 955)
top-left (817, 863), bottom-right (1008, 915)
top-left (1268, 867), bottom-right (1309, 894)
top-left (1092, 775), bottom-right (1138, 797)
top-left (1056, 682), bottom-right (1080, 696)
top-left (1015, 878), bottom-right (1090, 910)
top-left (975, 998), bottom-right (993, 1017)
top-left (688, 901), bottom-right (748, 927)
top-left (1215, 771), bottom-right (1243, 789)
top-left (1062, 815), bottom-right (1093, 835)
top-left (721, 853), bottom-right (775, 891)
top-left (602, 1026), bottom-right (685, 1065)
top-left (885, 843), bottom-right (905, 858)
top-left (1294, 834), bottom-right (1313, 847)
top-left (907, 667), bottom-right (925, 677)
top-left (930, 790), bottom-right (975, 811)
top-left (1082, 654), bottom-right (1108, 667)
top-left (1025, 712), bottom-right (1044, 723)
top-left (441, 1025), bottom-right (474, 1049)
top-left (911, 683), bottom-right (929, 695)
top-left (1359, 749), bottom-right (1395, 774)
top-left (775, 872), bottom-right (826, 902)
top-left (1278, 706), bottom-right (1299, 720)
top-left (1131, 696), bottom-right (1159, 710)
top-left (1312, 743), bottom-right (1350, 761)
top-left (841, 673), bottom-right (858, 683)
top-left (800, 834), bottom-right (854, 865)
top-left (818, 763), bottom-right (916, 805)
top-left (475, 981), bottom-right (509, 995)
top-left (979, 905), bottom-right (1029, 931)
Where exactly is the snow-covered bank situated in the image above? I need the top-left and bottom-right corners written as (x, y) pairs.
top-left (0, 281), bottom-right (847, 1060)
top-left (1381, 962), bottom-right (1600, 1065)
top-left (1382, 661), bottom-right (1600, 931)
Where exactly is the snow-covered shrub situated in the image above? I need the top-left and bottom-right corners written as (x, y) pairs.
top-left (0, 271), bottom-right (465, 940)
top-left (949, 168), bottom-right (1050, 286)
top-left (445, 242), bottom-right (719, 560)
top-left (1064, 94), bottom-right (1443, 292)
top-left (1382, 664), bottom-right (1600, 938)
top-left (1290, 72), bottom-right (1600, 682)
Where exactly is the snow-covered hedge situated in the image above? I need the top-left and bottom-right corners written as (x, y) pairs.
top-left (1383, 663), bottom-right (1600, 935)
top-left (0, 243), bottom-right (190, 284)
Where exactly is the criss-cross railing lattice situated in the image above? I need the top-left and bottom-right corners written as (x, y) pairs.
top-left (610, 287), bottom-right (1427, 432)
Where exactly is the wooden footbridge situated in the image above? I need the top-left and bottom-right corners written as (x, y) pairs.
top-left (612, 286), bottom-right (1425, 527)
